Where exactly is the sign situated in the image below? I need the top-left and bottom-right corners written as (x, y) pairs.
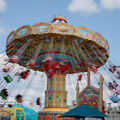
top-left (79, 86), bottom-right (99, 109)
top-left (35, 25), bottom-right (48, 33)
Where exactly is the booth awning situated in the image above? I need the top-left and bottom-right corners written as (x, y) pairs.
top-left (60, 104), bottom-right (109, 119)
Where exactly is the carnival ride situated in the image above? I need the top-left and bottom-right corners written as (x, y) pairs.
top-left (0, 15), bottom-right (120, 119)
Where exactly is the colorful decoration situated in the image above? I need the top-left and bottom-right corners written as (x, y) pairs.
top-left (36, 25), bottom-right (48, 33)
top-left (0, 105), bottom-right (38, 120)
top-left (6, 18), bottom-right (109, 50)
top-left (79, 86), bottom-right (99, 109)
top-left (79, 29), bottom-right (90, 38)
top-left (5, 15), bottom-right (109, 119)
top-left (98, 75), bottom-right (104, 112)
top-left (110, 92), bottom-right (120, 103)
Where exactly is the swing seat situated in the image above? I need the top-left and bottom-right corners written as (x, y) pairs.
top-left (3, 68), bottom-right (10, 73)
top-left (0, 93), bottom-right (7, 99)
top-left (9, 55), bottom-right (18, 63)
top-left (4, 75), bottom-right (13, 83)
top-left (36, 98), bottom-right (41, 105)
top-left (78, 74), bottom-right (82, 81)
top-left (109, 68), bottom-right (115, 73)
top-left (109, 65), bottom-right (116, 73)
top-left (111, 95), bottom-right (120, 103)
top-left (15, 95), bottom-right (23, 103)
top-left (90, 66), bottom-right (98, 72)
top-left (21, 72), bottom-right (29, 79)
top-left (81, 61), bottom-right (86, 66)
top-left (9, 58), bottom-right (18, 63)
top-left (15, 97), bottom-right (22, 103)
top-left (27, 61), bottom-right (36, 67)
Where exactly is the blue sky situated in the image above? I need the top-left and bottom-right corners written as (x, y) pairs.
top-left (0, 0), bottom-right (120, 63)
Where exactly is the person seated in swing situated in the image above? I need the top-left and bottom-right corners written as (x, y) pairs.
top-left (3, 67), bottom-right (10, 73)
top-left (90, 66), bottom-right (98, 73)
top-left (113, 81), bottom-right (119, 89)
top-left (111, 91), bottom-right (120, 103)
top-left (78, 74), bottom-right (82, 81)
top-left (0, 89), bottom-right (9, 99)
top-left (117, 71), bottom-right (120, 79)
top-left (108, 82), bottom-right (115, 90)
top-left (15, 94), bottom-right (23, 103)
top-left (15, 69), bottom-right (30, 79)
top-left (9, 55), bottom-right (19, 63)
top-left (36, 97), bottom-right (41, 106)
top-left (109, 64), bottom-right (116, 73)
top-left (3, 62), bottom-right (14, 73)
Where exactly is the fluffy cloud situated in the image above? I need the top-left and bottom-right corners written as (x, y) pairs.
top-left (68, 0), bottom-right (120, 15)
top-left (0, 23), bottom-right (11, 37)
top-left (0, 0), bottom-right (7, 12)
top-left (0, 26), bottom-right (7, 36)
top-left (68, 0), bottom-right (100, 15)
top-left (100, 0), bottom-right (120, 10)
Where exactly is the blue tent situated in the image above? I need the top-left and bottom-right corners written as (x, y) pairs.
top-left (12, 104), bottom-right (38, 120)
top-left (60, 104), bottom-right (109, 119)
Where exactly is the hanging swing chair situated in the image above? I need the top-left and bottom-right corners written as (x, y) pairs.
top-left (2, 55), bottom-right (19, 73)
top-left (4, 74), bottom-right (13, 83)
top-left (0, 89), bottom-right (8, 99)
top-left (26, 59), bottom-right (36, 69)
top-left (116, 71), bottom-right (120, 79)
top-left (110, 92), bottom-right (120, 103)
top-left (36, 97), bottom-right (41, 106)
top-left (15, 69), bottom-right (30, 79)
top-left (3, 67), bottom-right (10, 73)
top-left (90, 66), bottom-right (98, 73)
top-left (108, 82), bottom-right (115, 90)
top-left (2, 55), bottom-right (19, 83)
top-left (9, 55), bottom-right (19, 63)
top-left (109, 64), bottom-right (117, 73)
top-left (113, 81), bottom-right (119, 89)
top-left (78, 74), bottom-right (82, 81)
top-left (15, 94), bottom-right (23, 103)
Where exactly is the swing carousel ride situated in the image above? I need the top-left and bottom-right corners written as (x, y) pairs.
top-left (0, 15), bottom-right (120, 118)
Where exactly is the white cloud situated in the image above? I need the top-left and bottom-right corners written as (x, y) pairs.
top-left (100, 0), bottom-right (120, 10)
top-left (0, 0), bottom-right (7, 12)
top-left (0, 24), bottom-right (11, 37)
top-left (0, 26), bottom-right (7, 36)
top-left (68, 0), bottom-right (100, 15)
top-left (68, 0), bottom-right (120, 15)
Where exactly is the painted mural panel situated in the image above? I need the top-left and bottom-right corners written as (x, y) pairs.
top-left (79, 86), bottom-right (99, 109)
top-left (79, 29), bottom-right (90, 38)
top-left (17, 28), bottom-right (28, 36)
top-left (35, 25), bottom-right (48, 33)
top-left (94, 33), bottom-right (105, 47)
top-left (32, 23), bottom-right (50, 34)
top-left (53, 24), bottom-right (74, 35)
top-left (0, 108), bottom-right (16, 120)
top-left (96, 35), bottom-right (103, 46)
top-left (57, 26), bottom-right (70, 33)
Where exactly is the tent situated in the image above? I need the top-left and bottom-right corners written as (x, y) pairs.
top-left (12, 104), bottom-right (38, 120)
top-left (60, 104), bottom-right (109, 120)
